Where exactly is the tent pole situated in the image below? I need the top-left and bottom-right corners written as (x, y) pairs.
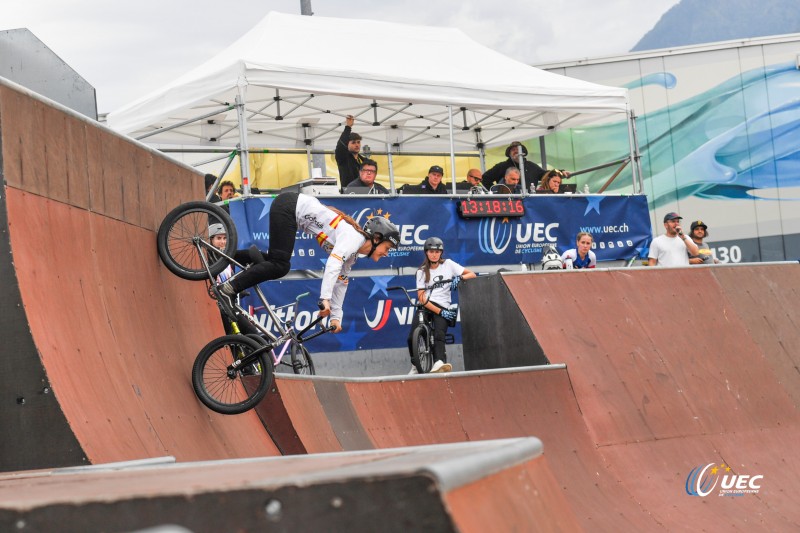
top-left (235, 92), bottom-right (252, 196)
top-left (303, 123), bottom-right (314, 179)
top-left (475, 128), bottom-right (486, 172)
top-left (628, 108), bottom-right (644, 194)
top-left (447, 105), bottom-right (457, 194)
top-left (387, 143), bottom-right (396, 195)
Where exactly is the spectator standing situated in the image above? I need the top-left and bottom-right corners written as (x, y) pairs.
top-left (648, 212), bottom-right (700, 267)
top-left (482, 141), bottom-right (550, 191)
top-left (218, 180), bottom-right (237, 200)
top-left (335, 115), bottom-right (365, 191)
top-left (687, 220), bottom-right (720, 264)
top-left (344, 159), bottom-right (389, 194)
top-left (408, 237), bottom-right (476, 374)
top-left (418, 165), bottom-right (449, 194)
top-left (561, 232), bottom-right (597, 269)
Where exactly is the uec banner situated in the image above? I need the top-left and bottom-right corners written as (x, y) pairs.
top-left (228, 194), bottom-right (651, 269)
top-left (238, 275), bottom-right (461, 352)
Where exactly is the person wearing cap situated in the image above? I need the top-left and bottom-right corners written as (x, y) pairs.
top-left (418, 165), bottom-right (449, 194)
top-left (335, 115), bottom-right (365, 191)
top-left (688, 220), bottom-right (719, 265)
top-left (482, 141), bottom-right (566, 191)
top-left (648, 212), bottom-right (700, 267)
top-left (209, 223), bottom-right (236, 334)
top-left (343, 159), bottom-right (389, 195)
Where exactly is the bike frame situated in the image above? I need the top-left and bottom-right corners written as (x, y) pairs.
top-left (194, 239), bottom-right (331, 371)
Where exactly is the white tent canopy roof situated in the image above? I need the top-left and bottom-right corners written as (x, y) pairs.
top-left (107, 12), bottom-right (629, 153)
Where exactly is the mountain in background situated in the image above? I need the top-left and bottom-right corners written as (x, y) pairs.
top-left (632, 0), bottom-right (800, 52)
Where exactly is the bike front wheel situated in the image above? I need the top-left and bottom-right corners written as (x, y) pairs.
top-left (411, 326), bottom-right (434, 373)
top-left (290, 342), bottom-right (316, 375)
top-left (192, 334), bottom-right (273, 415)
top-left (157, 201), bottom-right (238, 280)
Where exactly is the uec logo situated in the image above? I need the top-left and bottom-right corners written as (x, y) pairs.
top-left (685, 463), bottom-right (763, 497)
top-left (478, 218), bottom-right (513, 255)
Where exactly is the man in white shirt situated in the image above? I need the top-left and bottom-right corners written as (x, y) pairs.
top-left (648, 212), bottom-right (700, 267)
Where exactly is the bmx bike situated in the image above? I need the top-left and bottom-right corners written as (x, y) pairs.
top-left (388, 279), bottom-right (456, 374)
top-left (156, 201), bottom-right (334, 415)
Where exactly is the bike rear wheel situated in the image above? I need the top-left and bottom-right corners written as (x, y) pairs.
top-left (192, 334), bottom-right (273, 414)
top-left (157, 201), bottom-right (238, 280)
top-left (411, 326), bottom-right (434, 373)
top-left (290, 342), bottom-right (316, 375)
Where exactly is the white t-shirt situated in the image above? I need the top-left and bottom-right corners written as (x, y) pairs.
top-left (416, 259), bottom-right (466, 308)
top-left (648, 234), bottom-right (690, 267)
top-left (295, 193), bottom-right (366, 321)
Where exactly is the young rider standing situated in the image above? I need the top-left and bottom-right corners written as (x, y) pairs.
top-left (408, 237), bottom-right (476, 374)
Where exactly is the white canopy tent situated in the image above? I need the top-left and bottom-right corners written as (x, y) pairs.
top-left (107, 11), bottom-right (638, 193)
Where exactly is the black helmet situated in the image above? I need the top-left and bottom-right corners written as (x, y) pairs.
top-left (363, 216), bottom-right (400, 248)
top-left (424, 237), bottom-right (444, 251)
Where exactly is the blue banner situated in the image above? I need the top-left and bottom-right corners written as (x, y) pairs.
top-left (238, 275), bottom-right (461, 351)
top-left (229, 194), bottom-right (652, 268)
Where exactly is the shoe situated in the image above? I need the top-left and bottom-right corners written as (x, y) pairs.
top-left (430, 360), bottom-right (452, 373)
top-left (408, 366), bottom-right (418, 375)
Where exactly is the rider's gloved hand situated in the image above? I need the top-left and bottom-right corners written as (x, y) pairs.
top-left (440, 308), bottom-right (457, 321)
top-left (450, 276), bottom-right (462, 291)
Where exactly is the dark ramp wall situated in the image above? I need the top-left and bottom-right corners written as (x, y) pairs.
top-left (0, 79), bottom-right (279, 472)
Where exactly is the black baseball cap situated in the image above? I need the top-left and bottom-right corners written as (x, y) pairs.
top-left (690, 220), bottom-right (708, 232)
top-left (663, 212), bottom-right (682, 222)
top-left (428, 165), bottom-right (444, 174)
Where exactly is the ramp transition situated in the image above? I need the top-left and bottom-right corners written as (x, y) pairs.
top-left (0, 79), bottom-right (279, 472)
top-left (257, 264), bottom-right (800, 531)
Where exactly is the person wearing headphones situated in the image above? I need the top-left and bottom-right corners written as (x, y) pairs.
top-left (219, 192), bottom-right (400, 332)
top-left (408, 237), bottom-right (476, 374)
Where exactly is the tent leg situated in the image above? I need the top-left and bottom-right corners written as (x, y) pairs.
top-left (235, 93), bottom-right (252, 196)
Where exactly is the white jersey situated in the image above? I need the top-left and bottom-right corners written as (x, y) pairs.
top-left (416, 259), bottom-right (466, 308)
top-left (648, 234), bottom-right (690, 267)
top-left (295, 194), bottom-right (366, 321)
top-left (560, 248), bottom-right (596, 269)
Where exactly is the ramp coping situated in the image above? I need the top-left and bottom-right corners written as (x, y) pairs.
top-left (275, 363), bottom-right (565, 383)
top-left (501, 260), bottom-right (799, 276)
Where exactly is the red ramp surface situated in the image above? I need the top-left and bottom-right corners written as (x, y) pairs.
top-left (262, 264), bottom-right (800, 530)
top-left (0, 80), bottom-right (278, 471)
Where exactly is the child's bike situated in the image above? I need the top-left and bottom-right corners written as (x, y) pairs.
top-left (388, 279), bottom-right (456, 374)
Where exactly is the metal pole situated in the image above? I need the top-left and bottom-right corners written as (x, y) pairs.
top-left (387, 142), bottom-right (396, 195)
top-left (303, 123), bottom-right (314, 179)
top-left (235, 92), bottom-right (252, 196)
top-left (628, 109), bottom-right (644, 194)
top-left (447, 105), bottom-right (457, 194)
top-left (300, 0), bottom-right (313, 15)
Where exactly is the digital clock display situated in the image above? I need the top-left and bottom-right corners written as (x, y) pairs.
top-left (457, 198), bottom-right (526, 218)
